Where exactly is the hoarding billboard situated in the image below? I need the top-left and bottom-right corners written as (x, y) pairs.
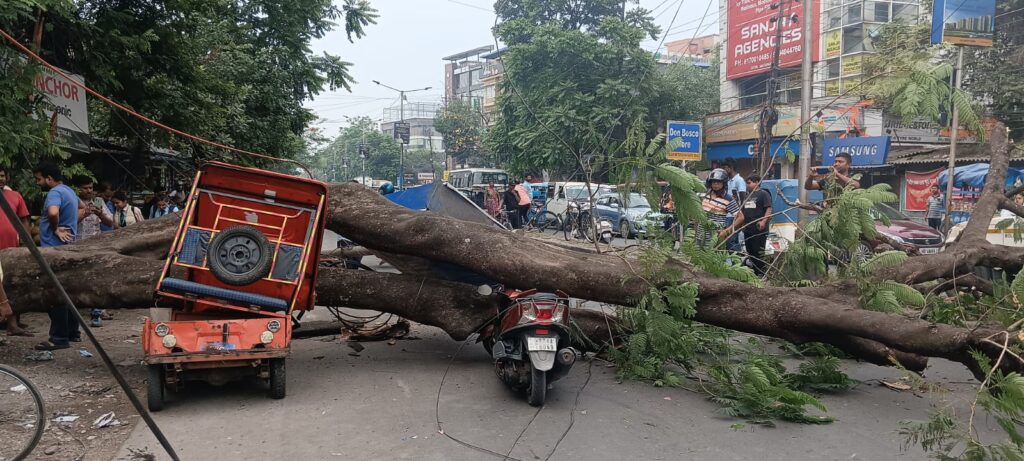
top-left (726, 0), bottom-right (820, 80)
top-left (931, 0), bottom-right (996, 47)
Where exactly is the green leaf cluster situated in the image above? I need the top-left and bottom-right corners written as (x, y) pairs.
top-left (706, 354), bottom-right (833, 425)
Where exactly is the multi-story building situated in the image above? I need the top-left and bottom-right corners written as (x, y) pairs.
top-left (664, 34), bottom-right (719, 60)
top-left (719, 0), bottom-right (922, 111)
top-left (380, 102), bottom-right (444, 152)
top-left (443, 45), bottom-right (504, 123)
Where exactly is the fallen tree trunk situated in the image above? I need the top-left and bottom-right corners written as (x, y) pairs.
top-left (2, 126), bottom-right (1022, 379)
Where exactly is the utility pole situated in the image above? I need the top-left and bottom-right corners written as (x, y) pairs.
top-left (757, 0), bottom-right (793, 176)
top-left (943, 46), bottom-right (964, 233)
top-left (373, 80), bottom-right (431, 190)
top-left (797, 0), bottom-right (813, 224)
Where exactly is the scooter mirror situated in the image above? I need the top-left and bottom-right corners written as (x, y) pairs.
top-left (477, 284), bottom-right (494, 296)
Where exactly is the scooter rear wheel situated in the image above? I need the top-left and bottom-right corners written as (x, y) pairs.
top-left (527, 367), bottom-right (546, 407)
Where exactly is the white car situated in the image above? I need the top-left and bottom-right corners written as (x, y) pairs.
top-left (945, 215), bottom-right (1024, 247)
top-left (547, 182), bottom-right (613, 217)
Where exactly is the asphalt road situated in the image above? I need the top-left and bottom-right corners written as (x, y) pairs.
top-left (114, 316), bottom-right (1005, 461)
top-left (112, 231), bottom-right (1005, 460)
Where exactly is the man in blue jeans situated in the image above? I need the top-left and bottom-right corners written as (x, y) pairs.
top-left (721, 159), bottom-right (747, 253)
top-left (33, 162), bottom-right (81, 351)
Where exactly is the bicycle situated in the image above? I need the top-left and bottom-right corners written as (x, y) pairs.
top-left (0, 364), bottom-right (45, 461)
top-left (562, 201), bottom-right (595, 242)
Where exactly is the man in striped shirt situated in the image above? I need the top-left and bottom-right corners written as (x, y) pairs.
top-left (926, 185), bottom-right (945, 230)
top-left (698, 169), bottom-right (744, 248)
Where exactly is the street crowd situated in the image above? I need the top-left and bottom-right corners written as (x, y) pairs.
top-left (0, 162), bottom-right (182, 352)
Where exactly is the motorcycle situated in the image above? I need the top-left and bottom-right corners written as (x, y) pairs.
top-left (480, 287), bottom-right (578, 406)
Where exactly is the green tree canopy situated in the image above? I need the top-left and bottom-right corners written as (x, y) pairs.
top-left (0, 0), bottom-right (377, 187)
top-left (314, 116), bottom-right (402, 183)
top-left (486, 0), bottom-right (717, 179)
top-left (434, 98), bottom-right (488, 167)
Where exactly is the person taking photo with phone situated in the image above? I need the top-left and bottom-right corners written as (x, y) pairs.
top-left (804, 151), bottom-right (861, 204)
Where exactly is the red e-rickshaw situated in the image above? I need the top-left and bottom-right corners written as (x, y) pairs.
top-left (142, 161), bottom-right (328, 411)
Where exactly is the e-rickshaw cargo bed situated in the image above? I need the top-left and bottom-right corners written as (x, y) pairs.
top-left (143, 161), bottom-right (328, 411)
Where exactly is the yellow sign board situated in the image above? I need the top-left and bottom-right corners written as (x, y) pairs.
top-left (842, 55), bottom-right (862, 77)
top-left (825, 31), bottom-right (841, 59)
top-left (825, 79), bottom-right (841, 96)
top-left (442, 170), bottom-right (450, 182)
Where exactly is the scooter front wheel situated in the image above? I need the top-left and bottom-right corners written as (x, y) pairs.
top-left (527, 367), bottom-right (547, 407)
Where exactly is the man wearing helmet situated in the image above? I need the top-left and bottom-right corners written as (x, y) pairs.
top-left (805, 151), bottom-right (861, 202)
top-left (698, 168), bottom-right (744, 248)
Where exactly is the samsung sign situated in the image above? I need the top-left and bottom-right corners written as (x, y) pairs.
top-left (823, 136), bottom-right (891, 167)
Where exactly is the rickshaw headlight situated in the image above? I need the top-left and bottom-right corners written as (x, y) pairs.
top-left (267, 320), bottom-right (281, 333)
top-left (162, 334), bottom-right (177, 348)
top-left (154, 323), bottom-right (170, 337)
top-left (260, 331), bottom-right (274, 344)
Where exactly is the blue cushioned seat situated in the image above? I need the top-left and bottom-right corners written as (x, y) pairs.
top-left (160, 277), bottom-right (289, 312)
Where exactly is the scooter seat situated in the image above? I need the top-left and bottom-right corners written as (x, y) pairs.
top-left (160, 277), bottom-right (289, 312)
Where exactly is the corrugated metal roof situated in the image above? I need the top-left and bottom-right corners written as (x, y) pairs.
top-left (887, 144), bottom-right (1024, 165)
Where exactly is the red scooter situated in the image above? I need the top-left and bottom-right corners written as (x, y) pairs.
top-left (481, 288), bottom-right (578, 406)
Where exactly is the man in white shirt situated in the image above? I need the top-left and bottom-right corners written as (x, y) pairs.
top-left (721, 159), bottom-right (747, 253)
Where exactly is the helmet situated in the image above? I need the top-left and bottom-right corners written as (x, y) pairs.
top-left (379, 183), bottom-right (395, 195)
top-left (706, 168), bottom-right (729, 189)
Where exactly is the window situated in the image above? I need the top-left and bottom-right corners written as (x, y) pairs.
top-left (843, 25), bottom-right (864, 54)
top-left (892, 3), bottom-right (919, 21)
top-left (864, 1), bottom-right (890, 22)
top-left (863, 23), bottom-right (884, 52)
top-left (826, 8), bottom-right (843, 29)
top-left (844, 3), bottom-right (863, 25)
top-left (827, 59), bottom-right (842, 79)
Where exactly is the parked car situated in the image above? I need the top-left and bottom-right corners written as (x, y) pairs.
top-left (759, 180), bottom-right (943, 256)
top-left (547, 182), bottom-right (613, 217)
top-left (592, 192), bottom-right (666, 238)
top-left (867, 203), bottom-right (945, 255)
top-left (945, 215), bottom-right (1024, 248)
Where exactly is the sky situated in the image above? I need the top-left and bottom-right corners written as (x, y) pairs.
top-left (306, 0), bottom-right (720, 135)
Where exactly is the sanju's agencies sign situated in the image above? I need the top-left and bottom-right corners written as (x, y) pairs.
top-left (726, 0), bottom-right (820, 80)
top-left (33, 67), bottom-right (89, 153)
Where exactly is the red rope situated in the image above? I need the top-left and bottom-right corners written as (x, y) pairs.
top-left (0, 28), bottom-right (314, 178)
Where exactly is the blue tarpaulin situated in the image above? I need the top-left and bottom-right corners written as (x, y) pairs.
top-left (386, 183), bottom-right (433, 210)
top-left (936, 163), bottom-right (1024, 189)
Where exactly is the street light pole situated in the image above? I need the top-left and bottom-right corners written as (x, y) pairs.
top-left (943, 46), bottom-right (964, 233)
top-left (797, 0), bottom-right (814, 225)
top-left (373, 80), bottom-right (431, 190)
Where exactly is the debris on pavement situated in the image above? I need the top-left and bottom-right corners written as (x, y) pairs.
top-left (25, 350), bottom-right (54, 362)
top-left (54, 415), bottom-right (80, 423)
top-left (79, 349), bottom-right (94, 358)
top-left (882, 381), bottom-right (912, 392)
top-left (93, 411), bottom-right (121, 428)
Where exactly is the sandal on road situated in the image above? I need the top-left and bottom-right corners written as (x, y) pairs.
top-left (35, 341), bottom-right (69, 351)
top-left (8, 329), bottom-right (34, 337)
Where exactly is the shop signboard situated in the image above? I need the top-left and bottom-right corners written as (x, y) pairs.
top-left (883, 115), bottom-right (983, 144)
top-left (823, 136), bottom-right (891, 167)
top-left (32, 67), bottom-right (89, 153)
top-left (824, 30), bottom-right (841, 59)
top-left (726, 0), bottom-right (820, 80)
